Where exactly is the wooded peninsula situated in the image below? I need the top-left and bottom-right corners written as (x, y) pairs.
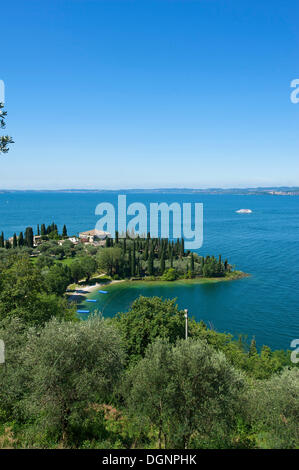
top-left (0, 223), bottom-right (246, 287)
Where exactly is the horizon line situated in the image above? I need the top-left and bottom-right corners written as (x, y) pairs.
top-left (1, 186), bottom-right (299, 192)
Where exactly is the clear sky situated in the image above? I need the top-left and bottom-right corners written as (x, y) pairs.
top-left (1, 0), bottom-right (299, 189)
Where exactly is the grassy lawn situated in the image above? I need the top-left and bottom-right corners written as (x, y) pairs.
top-left (58, 257), bottom-right (75, 267)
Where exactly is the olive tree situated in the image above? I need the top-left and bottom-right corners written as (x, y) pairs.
top-left (0, 317), bottom-right (31, 422)
top-left (246, 367), bottom-right (299, 448)
top-left (167, 338), bottom-right (246, 448)
top-left (22, 316), bottom-right (125, 443)
top-left (114, 296), bottom-right (185, 362)
top-left (124, 337), bottom-right (246, 449)
top-left (123, 339), bottom-right (173, 448)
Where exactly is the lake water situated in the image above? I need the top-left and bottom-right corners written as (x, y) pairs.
top-left (0, 191), bottom-right (298, 350)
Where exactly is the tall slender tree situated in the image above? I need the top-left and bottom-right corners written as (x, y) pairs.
top-left (180, 238), bottom-right (185, 257)
top-left (190, 252), bottom-right (194, 275)
top-left (62, 224), bottom-right (68, 237)
top-left (160, 253), bottom-right (165, 275)
top-left (131, 241), bottom-right (136, 277)
top-left (148, 250), bottom-right (154, 276)
top-left (12, 233), bottom-right (17, 248)
top-left (25, 227), bottom-right (34, 248)
top-left (18, 231), bottom-right (24, 247)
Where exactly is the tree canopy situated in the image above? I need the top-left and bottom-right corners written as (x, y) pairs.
top-left (114, 296), bottom-right (185, 363)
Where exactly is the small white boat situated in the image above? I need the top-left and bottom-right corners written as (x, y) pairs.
top-left (236, 209), bottom-right (252, 214)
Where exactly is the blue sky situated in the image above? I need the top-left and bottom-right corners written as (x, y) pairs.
top-left (1, 0), bottom-right (299, 189)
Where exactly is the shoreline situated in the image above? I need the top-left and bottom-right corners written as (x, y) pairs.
top-left (68, 270), bottom-right (249, 303)
top-left (66, 279), bottom-right (125, 303)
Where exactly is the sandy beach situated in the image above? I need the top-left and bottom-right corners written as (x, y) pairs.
top-left (67, 279), bottom-right (125, 303)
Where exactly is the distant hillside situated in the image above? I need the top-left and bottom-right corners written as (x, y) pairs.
top-left (1, 187), bottom-right (299, 195)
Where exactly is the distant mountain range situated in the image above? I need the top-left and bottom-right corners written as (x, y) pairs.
top-left (0, 187), bottom-right (299, 195)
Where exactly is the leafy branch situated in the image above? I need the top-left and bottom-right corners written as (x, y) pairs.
top-left (0, 102), bottom-right (14, 154)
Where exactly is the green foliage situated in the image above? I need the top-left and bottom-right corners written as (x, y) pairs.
top-left (0, 316), bottom-right (125, 445)
top-left (44, 263), bottom-right (72, 296)
top-left (0, 255), bottom-right (76, 325)
top-left (189, 319), bottom-right (294, 379)
top-left (27, 317), bottom-right (124, 443)
top-left (97, 247), bottom-right (123, 277)
top-left (0, 253), bottom-right (297, 451)
top-left (161, 268), bottom-right (178, 281)
top-left (79, 256), bottom-right (97, 282)
top-left (113, 296), bottom-right (185, 362)
top-left (167, 339), bottom-right (245, 448)
top-left (124, 337), bottom-right (246, 449)
top-left (24, 227), bottom-right (34, 248)
top-left (245, 368), bottom-right (299, 448)
top-left (0, 230), bottom-right (235, 284)
top-left (69, 259), bottom-right (85, 283)
top-left (0, 317), bottom-right (31, 422)
top-left (0, 102), bottom-right (14, 154)
top-left (123, 339), bottom-right (173, 448)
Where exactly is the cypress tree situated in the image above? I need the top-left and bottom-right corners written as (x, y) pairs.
top-left (170, 249), bottom-right (173, 268)
top-left (18, 232), bottom-right (24, 247)
top-left (136, 258), bottom-right (141, 277)
top-left (191, 252), bottom-right (194, 275)
top-left (144, 239), bottom-right (149, 261)
top-left (131, 242), bottom-right (136, 277)
top-left (181, 238), bottom-right (185, 257)
top-left (37, 224), bottom-right (40, 236)
top-left (13, 233), bottom-right (17, 248)
top-left (0, 232), bottom-right (4, 248)
top-left (41, 224), bottom-right (46, 236)
top-left (115, 230), bottom-right (119, 244)
top-left (160, 253), bottom-right (165, 275)
top-left (148, 250), bottom-right (154, 276)
top-left (217, 254), bottom-right (223, 274)
top-left (25, 227), bottom-right (34, 248)
top-left (128, 248), bottom-right (132, 276)
top-left (62, 224), bottom-right (68, 237)
top-left (176, 238), bottom-right (180, 257)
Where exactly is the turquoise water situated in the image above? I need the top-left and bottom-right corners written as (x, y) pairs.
top-left (1, 191), bottom-right (299, 350)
